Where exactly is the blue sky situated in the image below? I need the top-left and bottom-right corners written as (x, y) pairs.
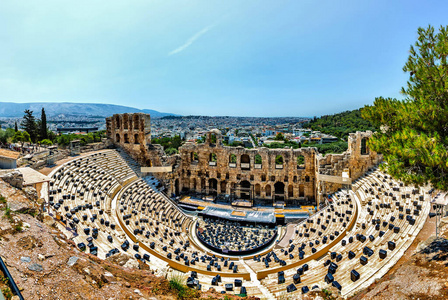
top-left (0, 1), bottom-right (447, 117)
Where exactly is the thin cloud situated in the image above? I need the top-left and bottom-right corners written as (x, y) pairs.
top-left (168, 23), bottom-right (216, 56)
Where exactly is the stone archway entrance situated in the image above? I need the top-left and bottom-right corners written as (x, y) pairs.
top-left (240, 180), bottom-right (251, 200)
top-left (174, 179), bottom-right (179, 196)
top-left (208, 178), bottom-right (218, 196)
top-left (274, 181), bottom-right (285, 201)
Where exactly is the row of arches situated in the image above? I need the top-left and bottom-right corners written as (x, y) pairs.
top-left (115, 133), bottom-right (140, 144)
top-left (115, 114), bottom-right (141, 130)
top-left (190, 152), bottom-right (306, 169)
top-left (176, 177), bottom-right (307, 200)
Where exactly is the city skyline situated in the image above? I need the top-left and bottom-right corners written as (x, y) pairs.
top-left (0, 1), bottom-right (447, 117)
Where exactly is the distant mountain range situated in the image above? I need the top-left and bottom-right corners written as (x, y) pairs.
top-left (0, 102), bottom-right (177, 118)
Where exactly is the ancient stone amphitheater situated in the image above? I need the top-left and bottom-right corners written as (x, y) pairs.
top-left (44, 113), bottom-right (431, 299)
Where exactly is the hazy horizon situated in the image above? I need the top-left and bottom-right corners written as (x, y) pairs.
top-left (0, 1), bottom-right (447, 117)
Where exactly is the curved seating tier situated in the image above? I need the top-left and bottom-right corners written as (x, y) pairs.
top-left (116, 179), bottom-right (251, 278)
top-left (259, 168), bottom-right (430, 298)
top-left (47, 153), bottom-right (430, 298)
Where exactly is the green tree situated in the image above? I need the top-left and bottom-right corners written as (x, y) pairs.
top-left (362, 25), bottom-right (448, 190)
top-left (40, 139), bottom-right (53, 146)
top-left (0, 128), bottom-right (14, 145)
top-left (13, 131), bottom-right (31, 148)
top-left (47, 130), bottom-right (57, 143)
top-left (40, 108), bottom-right (48, 140)
top-left (274, 133), bottom-right (285, 141)
top-left (165, 147), bottom-right (178, 155)
top-left (20, 110), bottom-right (38, 143)
top-left (14, 121), bottom-right (18, 132)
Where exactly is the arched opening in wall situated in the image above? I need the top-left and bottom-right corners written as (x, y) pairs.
top-left (182, 178), bottom-right (190, 192)
top-left (305, 176), bottom-right (310, 182)
top-left (201, 178), bottom-right (206, 193)
top-left (230, 182), bottom-right (236, 197)
top-left (265, 185), bottom-right (271, 198)
top-left (133, 115), bottom-right (139, 130)
top-left (191, 152), bottom-right (198, 164)
top-left (255, 184), bottom-right (261, 197)
top-left (361, 137), bottom-right (369, 155)
top-left (274, 182), bottom-right (285, 200)
top-left (220, 181), bottom-right (226, 194)
top-left (115, 133), bottom-right (120, 143)
top-left (240, 180), bottom-right (251, 200)
top-left (115, 116), bottom-right (120, 129)
top-left (275, 155), bottom-right (284, 169)
top-left (210, 133), bottom-right (217, 146)
top-left (299, 184), bottom-right (305, 197)
top-left (134, 134), bottom-right (139, 144)
top-left (123, 114), bottom-right (129, 130)
top-left (192, 178), bottom-right (197, 190)
top-left (124, 133), bottom-right (129, 143)
top-left (146, 159), bottom-right (152, 167)
top-left (174, 179), bottom-right (179, 195)
top-left (208, 178), bottom-right (218, 196)
top-left (241, 154), bottom-right (250, 170)
top-left (261, 174), bottom-right (266, 182)
top-left (255, 154), bottom-right (262, 168)
top-left (297, 155), bottom-right (305, 169)
top-left (229, 154), bottom-right (237, 167)
top-left (209, 153), bottom-right (217, 166)
top-left (288, 185), bottom-right (293, 198)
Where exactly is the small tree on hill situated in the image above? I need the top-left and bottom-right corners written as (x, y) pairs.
top-left (13, 131), bottom-right (31, 149)
top-left (362, 25), bottom-right (448, 191)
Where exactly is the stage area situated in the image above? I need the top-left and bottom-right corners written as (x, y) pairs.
top-left (199, 206), bottom-right (276, 225)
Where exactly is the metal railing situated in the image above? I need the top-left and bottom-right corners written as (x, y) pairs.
top-left (0, 256), bottom-right (24, 300)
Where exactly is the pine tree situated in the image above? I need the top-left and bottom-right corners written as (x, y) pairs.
top-left (20, 109), bottom-right (38, 143)
top-left (40, 107), bottom-right (48, 140)
top-left (14, 121), bottom-right (18, 132)
top-left (362, 25), bottom-right (448, 191)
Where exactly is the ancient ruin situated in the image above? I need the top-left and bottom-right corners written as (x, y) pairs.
top-left (106, 113), bottom-right (381, 206)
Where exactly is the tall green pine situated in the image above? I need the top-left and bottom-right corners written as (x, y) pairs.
top-left (14, 121), bottom-right (18, 132)
top-left (20, 109), bottom-right (38, 143)
top-left (362, 25), bottom-right (448, 191)
top-left (40, 107), bottom-right (48, 140)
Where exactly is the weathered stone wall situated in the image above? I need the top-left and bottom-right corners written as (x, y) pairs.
top-left (316, 131), bottom-right (382, 202)
top-left (106, 113), bottom-right (174, 187)
top-left (106, 113), bottom-right (157, 166)
top-left (172, 130), bottom-right (317, 203)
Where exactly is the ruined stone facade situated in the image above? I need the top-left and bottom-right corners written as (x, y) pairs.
top-left (171, 130), bottom-right (381, 206)
top-left (106, 113), bottom-right (157, 166)
top-left (316, 131), bottom-right (382, 201)
top-left (173, 130), bottom-right (317, 203)
top-left (106, 113), bottom-right (177, 187)
top-left (106, 113), bottom-right (381, 206)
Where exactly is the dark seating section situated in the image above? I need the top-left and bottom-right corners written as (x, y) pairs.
top-left (196, 218), bottom-right (277, 255)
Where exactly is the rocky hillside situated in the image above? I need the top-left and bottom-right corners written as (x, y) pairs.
top-left (0, 179), bottom-right (253, 300)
